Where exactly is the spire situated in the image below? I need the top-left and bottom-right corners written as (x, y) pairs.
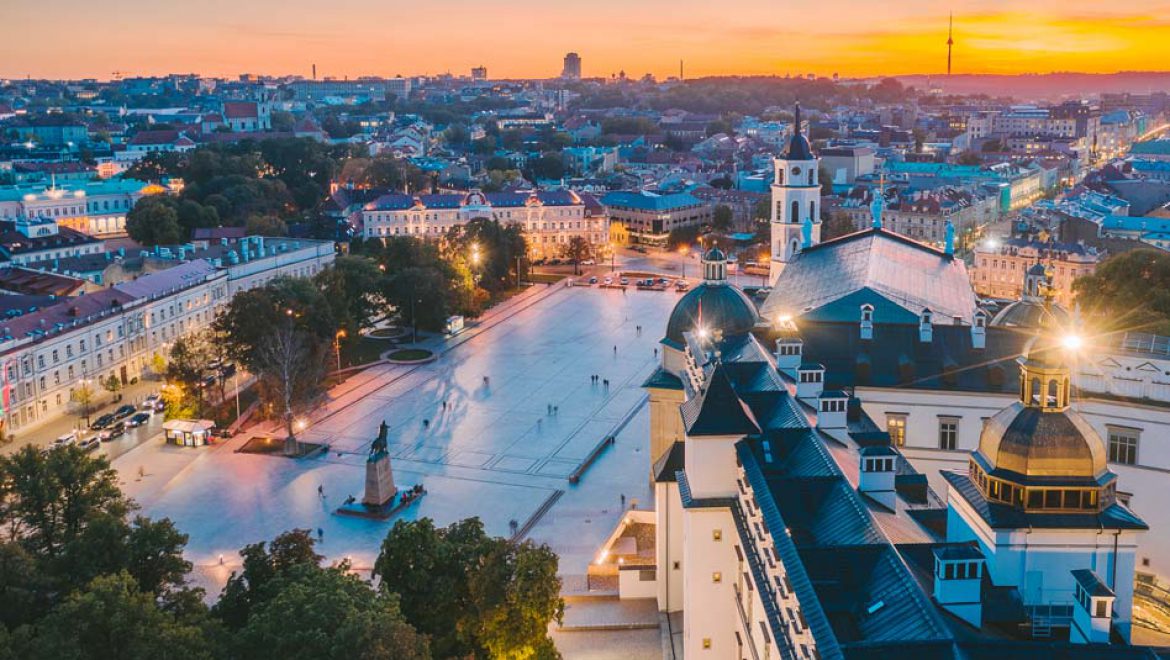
top-left (794, 101), bottom-right (802, 136)
top-left (946, 13), bottom-right (954, 76)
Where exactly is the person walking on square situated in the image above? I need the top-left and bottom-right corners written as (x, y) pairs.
top-left (317, 527), bottom-right (324, 542)
top-left (620, 493), bottom-right (626, 508)
top-left (317, 485), bottom-right (323, 498)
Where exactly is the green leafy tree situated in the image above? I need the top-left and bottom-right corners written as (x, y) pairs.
top-left (234, 563), bottom-right (428, 660)
top-left (213, 529), bottom-right (322, 630)
top-left (16, 572), bottom-right (217, 660)
top-left (314, 256), bottom-right (387, 337)
top-left (374, 518), bottom-right (563, 659)
top-left (166, 332), bottom-right (217, 417)
top-left (1073, 249), bottom-right (1170, 334)
top-left (125, 196), bottom-right (182, 245)
top-left (561, 236), bottom-right (592, 276)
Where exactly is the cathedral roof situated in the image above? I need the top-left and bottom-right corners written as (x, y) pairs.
top-left (664, 281), bottom-right (759, 347)
top-left (975, 402), bottom-right (1108, 482)
top-left (990, 300), bottom-right (1071, 329)
top-left (680, 363), bottom-right (761, 436)
top-left (760, 229), bottom-right (977, 324)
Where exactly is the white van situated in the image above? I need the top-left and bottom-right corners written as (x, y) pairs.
top-left (51, 431), bottom-right (78, 449)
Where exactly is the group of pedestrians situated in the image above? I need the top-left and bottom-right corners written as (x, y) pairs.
top-left (589, 374), bottom-right (610, 390)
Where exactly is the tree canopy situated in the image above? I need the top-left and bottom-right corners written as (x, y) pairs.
top-left (1073, 249), bottom-right (1170, 335)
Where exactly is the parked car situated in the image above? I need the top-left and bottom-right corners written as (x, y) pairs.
top-left (588, 276), bottom-right (598, 284)
top-left (220, 363), bottom-right (237, 378)
top-left (658, 278), bottom-right (669, 285)
top-left (91, 413), bottom-right (116, 430)
top-left (619, 277), bottom-right (629, 286)
top-left (141, 394), bottom-right (160, 411)
top-left (676, 280), bottom-right (690, 291)
top-left (51, 431), bottom-right (78, 449)
top-left (78, 435), bottom-right (101, 452)
top-left (99, 422), bottom-right (126, 441)
top-left (127, 412), bottom-right (151, 428)
top-left (113, 404), bottom-right (136, 420)
top-left (603, 277), bottom-right (613, 285)
top-left (581, 259), bottom-right (595, 266)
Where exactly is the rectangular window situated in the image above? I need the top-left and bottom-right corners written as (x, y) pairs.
top-left (938, 417), bottom-right (959, 450)
top-left (886, 414), bottom-right (907, 447)
top-left (1107, 427), bottom-right (1139, 465)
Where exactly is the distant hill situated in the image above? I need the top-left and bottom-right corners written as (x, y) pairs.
top-left (886, 72), bottom-right (1170, 101)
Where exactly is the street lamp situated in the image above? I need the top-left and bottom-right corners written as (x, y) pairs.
top-left (334, 330), bottom-right (347, 372)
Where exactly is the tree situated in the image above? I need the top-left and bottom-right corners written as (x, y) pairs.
top-left (1073, 249), bottom-right (1170, 334)
top-left (712, 205), bottom-right (734, 233)
top-left (125, 196), bottom-right (182, 245)
top-left (70, 381), bottom-right (97, 426)
top-left (244, 213), bottom-right (289, 237)
top-left (166, 332), bottom-right (218, 417)
top-left (957, 152), bottom-right (983, 166)
top-left (148, 352), bottom-right (167, 379)
top-left (234, 563), bottom-right (428, 660)
top-left (469, 540), bottom-right (564, 659)
top-left (526, 153), bottom-right (566, 182)
top-left (314, 256), bottom-right (387, 337)
top-left (16, 572), bottom-right (217, 660)
top-left (270, 110), bottom-right (295, 132)
top-left (374, 517), bottom-right (562, 658)
top-left (821, 211), bottom-right (857, 241)
top-left (256, 322), bottom-right (323, 451)
top-left (101, 374), bottom-right (121, 394)
top-left (214, 529), bottom-right (322, 630)
top-left (0, 446), bottom-right (127, 561)
top-left (561, 237), bottom-right (592, 276)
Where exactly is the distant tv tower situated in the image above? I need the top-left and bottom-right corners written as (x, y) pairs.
top-left (946, 13), bottom-right (954, 76)
top-left (680, 60), bottom-right (684, 81)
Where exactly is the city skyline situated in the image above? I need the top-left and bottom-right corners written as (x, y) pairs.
top-left (3, 1), bottom-right (1170, 80)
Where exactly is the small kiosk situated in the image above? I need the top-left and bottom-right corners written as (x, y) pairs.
top-left (163, 419), bottom-right (216, 447)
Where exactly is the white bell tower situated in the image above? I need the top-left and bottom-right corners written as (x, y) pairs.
top-left (769, 102), bottom-right (822, 285)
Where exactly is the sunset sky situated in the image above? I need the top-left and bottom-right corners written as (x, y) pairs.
top-left (3, 0), bottom-right (1169, 80)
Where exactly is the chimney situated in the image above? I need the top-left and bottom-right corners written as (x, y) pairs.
top-left (774, 319), bottom-right (803, 379)
top-left (1071, 569), bottom-right (1115, 645)
top-left (932, 545), bottom-right (984, 629)
top-left (972, 309), bottom-right (987, 350)
top-left (795, 363), bottom-right (825, 401)
top-left (860, 304), bottom-right (874, 341)
top-left (858, 446), bottom-right (898, 510)
top-left (919, 308), bottom-right (933, 343)
top-left (816, 391), bottom-right (849, 431)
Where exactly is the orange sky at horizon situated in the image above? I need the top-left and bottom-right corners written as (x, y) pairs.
top-left (2, 1), bottom-right (1169, 80)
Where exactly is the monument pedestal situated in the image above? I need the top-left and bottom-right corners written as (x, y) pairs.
top-left (362, 452), bottom-right (397, 506)
top-left (336, 420), bottom-right (423, 520)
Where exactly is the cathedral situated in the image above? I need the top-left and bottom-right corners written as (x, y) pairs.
top-left (633, 106), bottom-right (1164, 658)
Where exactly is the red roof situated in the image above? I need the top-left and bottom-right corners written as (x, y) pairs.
top-left (223, 102), bottom-right (259, 119)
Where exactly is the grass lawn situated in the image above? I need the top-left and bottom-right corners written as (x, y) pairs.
top-left (339, 336), bottom-right (388, 368)
top-left (386, 348), bottom-right (433, 362)
top-left (368, 327), bottom-right (405, 339)
top-left (527, 272), bottom-right (566, 284)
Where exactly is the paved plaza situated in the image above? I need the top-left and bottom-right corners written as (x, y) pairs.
top-left (111, 284), bottom-right (680, 598)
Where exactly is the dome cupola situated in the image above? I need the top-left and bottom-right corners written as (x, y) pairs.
top-left (970, 302), bottom-right (1116, 513)
top-left (664, 247), bottom-right (759, 346)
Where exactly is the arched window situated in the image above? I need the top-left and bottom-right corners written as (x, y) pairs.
top-left (777, 168), bottom-right (784, 185)
top-left (1047, 379), bottom-right (1059, 406)
top-left (809, 201), bottom-right (817, 223)
top-left (791, 201), bottom-right (800, 223)
top-left (1030, 377), bottom-right (1041, 404)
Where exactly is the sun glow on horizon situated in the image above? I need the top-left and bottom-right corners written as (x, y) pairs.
top-left (2, 1), bottom-right (1169, 80)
